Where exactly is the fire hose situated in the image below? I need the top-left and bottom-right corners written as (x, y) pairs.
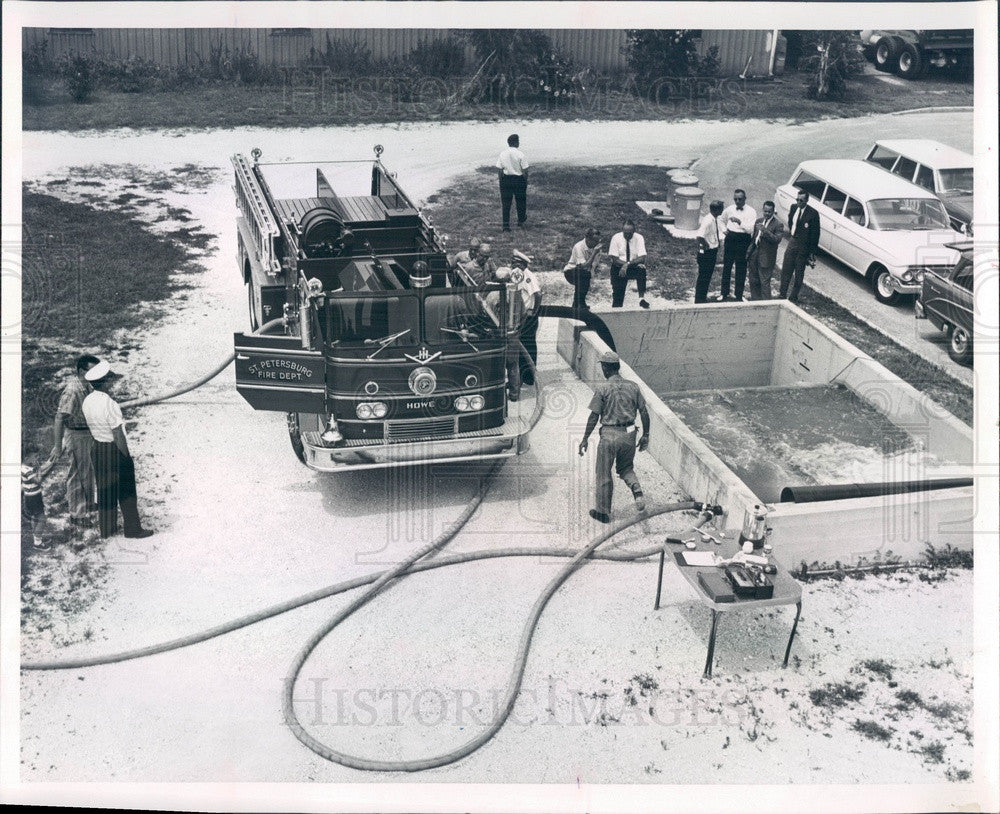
top-left (24, 325), bottom-right (719, 772)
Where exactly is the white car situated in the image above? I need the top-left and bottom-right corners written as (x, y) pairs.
top-left (775, 159), bottom-right (963, 304)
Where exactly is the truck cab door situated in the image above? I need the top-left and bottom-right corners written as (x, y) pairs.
top-left (234, 332), bottom-right (326, 412)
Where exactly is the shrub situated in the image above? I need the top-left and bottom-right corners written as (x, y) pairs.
top-left (698, 45), bottom-right (721, 77)
top-left (852, 719), bottom-right (893, 742)
top-left (800, 31), bottom-right (867, 100)
top-left (64, 54), bottom-right (97, 103)
top-left (410, 37), bottom-right (466, 77)
top-left (923, 543), bottom-right (973, 569)
top-left (460, 29), bottom-right (583, 104)
top-left (625, 30), bottom-right (702, 80)
top-left (809, 681), bottom-right (865, 709)
top-left (100, 55), bottom-right (160, 93)
top-left (310, 33), bottom-right (374, 75)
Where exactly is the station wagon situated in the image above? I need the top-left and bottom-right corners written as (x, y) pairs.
top-left (865, 139), bottom-right (973, 234)
top-left (774, 159), bottom-right (963, 305)
top-left (915, 240), bottom-right (974, 364)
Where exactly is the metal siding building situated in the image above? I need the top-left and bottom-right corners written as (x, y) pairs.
top-left (23, 28), bottom-right (780, 76)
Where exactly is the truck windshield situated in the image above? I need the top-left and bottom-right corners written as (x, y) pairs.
top-left (937, 168), bottom-right (974, 195)
top-left (326, 296), bottom-right (420, 345)
top-left (423, 290), bottom-right (505, 344)
top-left (867, 198), bottom-right (951, 231)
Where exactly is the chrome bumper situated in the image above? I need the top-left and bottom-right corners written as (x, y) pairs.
top-left (889, 277), bottom-right (921, 295)
top-left (301, 416), bottom-right (531, 472)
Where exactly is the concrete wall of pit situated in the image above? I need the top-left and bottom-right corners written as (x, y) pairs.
top-left (557, 302), bottom-right (974, 565)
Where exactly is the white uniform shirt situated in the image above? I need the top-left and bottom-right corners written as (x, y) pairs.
top-left (607, 232), bottom-right (646, 263)
top-left (515, 269), bottom-right (541, 312)
top-left (564, 239), bottom-right (600, 271)
top-left (697, 213), bottom-right (722, 249)
top-left (721, 203), bottom-right (757, 236)
top-left (497, 147), bottom-right (529, 177)
top-left (82, 390), bottom-right (126, 443)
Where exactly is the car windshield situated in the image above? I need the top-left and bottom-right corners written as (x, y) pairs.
top-left (326, 295), bottom-right (420, 344)
top-left (937, 168), bottom-right (974, 194)
top-left (423, 290), bottom-right (505, 344)
top-left (867, 198), bottom-right (951, 231)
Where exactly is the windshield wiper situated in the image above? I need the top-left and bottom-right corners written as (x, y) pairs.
top-left (440, 326), bottom-right (480, 352)
top-left (364, 328), bottom-right (411, 359)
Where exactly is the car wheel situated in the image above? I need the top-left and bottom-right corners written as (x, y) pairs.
top-left (870, 266), bottom-right (900, 305)
top-left (248, 284), bottom-right (259, 331)
top-left (287, 412), bottom-right (307, 465)
top-left (874, 37), bottom-right (901, 72)
top-left (897, 44), bottom-right (926, 79)
top-left (948, 326), bottom-right (973, 365)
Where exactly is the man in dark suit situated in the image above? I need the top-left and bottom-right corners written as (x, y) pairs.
top-left (778, 189), bottom-right (820, 303)
top-left (746, 200), bottom-right (785, 300)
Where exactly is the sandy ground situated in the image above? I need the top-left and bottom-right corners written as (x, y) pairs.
top-left (18, 115), bottom-right (974, 784)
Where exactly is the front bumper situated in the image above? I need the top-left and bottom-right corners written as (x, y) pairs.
top-left (300, 414), bottom-right (531, 472)
top-left (886, 275), bottom-right (922, 295)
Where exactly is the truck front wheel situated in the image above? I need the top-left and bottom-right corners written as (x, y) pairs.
top-left (287, 412), bottom-right (307, 465)
top-left (897, 44), bottom-right (926, 79)
top-left (874, 37), bottom-right (901, 72)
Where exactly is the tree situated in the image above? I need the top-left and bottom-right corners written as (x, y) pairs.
top-left (800, 31), bottom-right (867, 100)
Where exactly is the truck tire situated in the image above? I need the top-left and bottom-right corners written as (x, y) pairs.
top-left (248, 284), bottom-right (260, 331)
top-left (897, 44), bottom-right (926, 79)
top-left (874, 37), bottom-right (901, 72)
top-left (870, 265), bottom-right (900, 305)
top-left (287, 412), bottom-right (307, 465)
top-left (948, 325), bottom-right (973, 365)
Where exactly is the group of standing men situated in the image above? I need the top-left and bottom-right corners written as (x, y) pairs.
top-left (695, 188), bottom-right (820, 305)
top-left (44, 355), bottom-right (153, 540)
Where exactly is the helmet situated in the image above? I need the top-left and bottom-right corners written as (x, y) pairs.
top-left (410, 261), bottom-right (431, 289)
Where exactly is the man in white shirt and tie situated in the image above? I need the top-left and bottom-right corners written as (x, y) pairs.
top-left (497, 133), bottom-right (529, 231)
top-left (720, 189), bottom-right (756, 301)
top-left (607, 220), bottom-right (650, 309)
top-left (694, 200), bottom-right (725, 304)
top-left (746, 200), bottom-right (785, 300)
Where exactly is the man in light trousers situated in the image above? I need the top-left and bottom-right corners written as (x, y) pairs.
top-left (47, 353), bottom-right (99, 526)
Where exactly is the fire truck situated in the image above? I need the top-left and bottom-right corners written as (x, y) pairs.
top-left (231, 146), bottom-right (532, 471)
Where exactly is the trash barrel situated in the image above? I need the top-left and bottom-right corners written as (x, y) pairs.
top-left (669, 173), bottom-right (699, 212)
top-left (672, 186), bottom-right (704, 231)
top-left (665, 168), bottom-right (692, 201)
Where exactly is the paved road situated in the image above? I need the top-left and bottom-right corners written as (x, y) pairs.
top-left (689, 109), bottom-right (975, 386)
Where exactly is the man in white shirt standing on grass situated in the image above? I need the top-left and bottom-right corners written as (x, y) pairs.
top-left (694, 200), bottom-right (725, 304)
top-left (719, 189), bottom-right (757, 302)
top-left (81, 360), bottom-right (153, 540)
top-left (607, 220), bottom-right (650, 309)
top-left (497, 133), bottom-right (529, 232)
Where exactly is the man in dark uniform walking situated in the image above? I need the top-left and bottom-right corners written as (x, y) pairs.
top-left (578, 351), bottom-right (651, 523)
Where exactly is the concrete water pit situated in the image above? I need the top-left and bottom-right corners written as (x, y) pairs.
top-left (557, 301), bottom-right (973, 566)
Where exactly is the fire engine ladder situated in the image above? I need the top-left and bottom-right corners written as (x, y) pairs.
top-left (233, 153), bottom-right (282, 276)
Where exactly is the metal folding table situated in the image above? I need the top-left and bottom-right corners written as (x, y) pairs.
top-left (654, 538), bottom-right (802, 677)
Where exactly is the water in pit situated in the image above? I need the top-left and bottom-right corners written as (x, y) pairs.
top-left (661, 384), bottom-right (940, 502)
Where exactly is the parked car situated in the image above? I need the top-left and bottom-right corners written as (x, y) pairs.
top-left (864, 139), bottom-right (973, 234)
top-left (858, 30), bottom-right (974, 79)
top-left (774, 159), bottom-right (963, 305)
top-left (915, 240), bottom-right (974, 364)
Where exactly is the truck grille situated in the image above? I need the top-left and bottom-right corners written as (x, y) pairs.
top-left (384, 417), bottom-right (457, 443)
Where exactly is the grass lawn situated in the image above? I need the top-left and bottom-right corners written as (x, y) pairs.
top-left (424, 164), bottom-right (973, 426)
top-left (22, 70), bottom-right (973, 131)
top-left (20, 191), bottom-right (199, 528)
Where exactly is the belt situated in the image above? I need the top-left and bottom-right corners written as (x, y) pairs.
top-left (602, 424), bottom-right (636, 430)
top-left (65, 425), bottom-right (90, 431)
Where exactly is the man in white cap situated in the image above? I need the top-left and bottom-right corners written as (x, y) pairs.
top-left (81, 360), bottom-right (153, 539)
top-left (495, 250), bottom-right (541, 399)
top-left (578, 350), bottom-right (650, 523)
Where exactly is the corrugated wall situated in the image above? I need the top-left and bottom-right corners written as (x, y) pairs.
top-left (22, 28), bottom-right (773, 75)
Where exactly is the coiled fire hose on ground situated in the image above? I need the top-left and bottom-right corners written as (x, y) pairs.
top-left (24, 327), bottom-right (719, 772)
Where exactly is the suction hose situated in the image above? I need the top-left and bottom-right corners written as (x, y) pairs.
top-left (24, 334), bottom-right (714, 772)
top-left (119, 317), bottom-right (285, 409)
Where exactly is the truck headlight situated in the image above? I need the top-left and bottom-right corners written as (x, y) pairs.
top-left (454, 396), bottom-right (470, 412)
top-left (356, 402), bottom-right (387, 419)
top-left (356, 402), bottom-right (374, 419)
top-left (469, 395), bottom-right (485, 410)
